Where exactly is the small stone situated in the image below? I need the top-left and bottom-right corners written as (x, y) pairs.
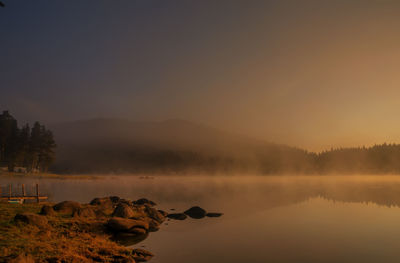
top-left (132, 248), bottom-right (154, 262)
top-left (206, 212), bottom-right (223, 217)
top-left (184, 206), bottom-right (207, 219)
top-left (167, 213), bottom-right (187, 220)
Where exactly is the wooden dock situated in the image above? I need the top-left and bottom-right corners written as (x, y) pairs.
top-left (0, 183), bottom-right (48, 203)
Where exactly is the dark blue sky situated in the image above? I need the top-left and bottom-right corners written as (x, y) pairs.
top-left (1, 0), bottom-right (269, 121)
top-left (2, 0), bottom-right (400, 150)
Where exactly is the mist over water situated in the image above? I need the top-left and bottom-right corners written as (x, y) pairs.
top-left (3, 1), bottom-right (400, 262)
top-left (2, 175), bottom-right (400, 263)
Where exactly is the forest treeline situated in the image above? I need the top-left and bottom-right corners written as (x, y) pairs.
top-left (50, 119), bottom-right (400, 175)
top-left (0, 111), bottom-right (56, 172)
top-left (3, 111), bottom-right (400, 175)
top-left (53, 142), bottom-right (400, 174)
top-left (316, 144), bottom-right (400, 174)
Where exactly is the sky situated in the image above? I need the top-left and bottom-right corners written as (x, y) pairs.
top-left (2, 0), bottom-right (400, 151)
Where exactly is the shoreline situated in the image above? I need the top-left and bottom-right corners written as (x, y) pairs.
top-left (0, 171), bottom-right (101, 180)
top-left (0, 196), bottom-right (220, 262)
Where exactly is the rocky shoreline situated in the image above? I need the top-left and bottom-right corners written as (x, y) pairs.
top-left (1, 196), bottom-right (222, 263)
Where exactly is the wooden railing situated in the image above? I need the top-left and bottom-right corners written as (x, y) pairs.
top-left (0, 183), bottom-right (48, 203)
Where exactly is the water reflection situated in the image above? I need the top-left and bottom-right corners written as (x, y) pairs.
top-left (3, 175), bottom-right (400, 207)
top-left (2, 175), bottom-right (400, 262)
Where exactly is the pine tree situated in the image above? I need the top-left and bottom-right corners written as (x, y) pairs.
top-left (37, 126), bottom-right (56, 172)
top-left (0, 111), bottom-right (19, 171)
top-left (28, 122), bottom-right (42, 172)
top-left (0, 111), bottom-right (57, 173)
top-left (16, 124), bottom-right (30, 168)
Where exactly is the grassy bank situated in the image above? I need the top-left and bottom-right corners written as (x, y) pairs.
top-left (0, 202), bottom-right (147, 262)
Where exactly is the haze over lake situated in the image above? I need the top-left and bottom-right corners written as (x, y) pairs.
top-left (3, 1), bottom-right (400, 262)
top-left (3, 175), bottom-right (400, 263)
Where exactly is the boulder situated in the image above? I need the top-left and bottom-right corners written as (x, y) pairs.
top-left (90, 197), bottom-right (114, 209)
top-left (184, 206), bottom-right (206, 219)
top-left (112, 203), bottom-right (143, 218)
top-left (146, 218), bottom-right (160, 232)
top-left (167, 213), bottom-right (187, 220)
top-left (133, 198), bottom-right (156, 206)
top-left (107, 217), bottom-right (149, 233)
top-left (111, 232), bottom-right (149, 247)
top-left (73, 207), bottom-right (96, 218)
top-left (129, 227), bottom-right (147, 235)
top-left (40, 205), bottom-right (55, 216)
top-left (206, 212), bottom-right (223, 217)
top-left (119, 199), bottom-right (133, 206)
top-left (144, 206), bottom-right (165, 223)
top-left (109, 196), bottom-right (121, 203)
top-left (132, 249), bottom-right (154, 262)
top-left (9, 254), bottom-right (35, 263)
top-left (14, 213), bottom-right (48, 228)
top-left (53, 201), bottom-right (81, 215)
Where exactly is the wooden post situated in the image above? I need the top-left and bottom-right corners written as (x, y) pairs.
top-left (9, 184), bottom-right (11, 200)
top-left (36, 183), bottom-right (39, 203)
top-left (22, 184), bottom-right (25, 197)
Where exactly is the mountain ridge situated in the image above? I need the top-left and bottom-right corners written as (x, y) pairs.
top-left (49, 118), bottom-right (313, 174)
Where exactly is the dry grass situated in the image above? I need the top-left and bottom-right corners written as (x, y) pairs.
top-left (0, 203), bottom-right (135, 263)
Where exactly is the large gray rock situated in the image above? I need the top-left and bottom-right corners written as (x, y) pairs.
top-left (14, 213), bottom-right (48, 228)
top-left (53, 201), bottom-right (81, 215)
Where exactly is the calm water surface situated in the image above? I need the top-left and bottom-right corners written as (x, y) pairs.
top-left (2, 175), bottom-right (400, 263)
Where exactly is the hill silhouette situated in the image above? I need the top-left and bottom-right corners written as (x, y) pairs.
top-left (49, 118), bottom-right (314, 174)
top-left (49, 118), bottom-right (400, 175)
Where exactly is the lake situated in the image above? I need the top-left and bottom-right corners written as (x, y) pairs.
top-left (2, 175), bottom-right (400, 263)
